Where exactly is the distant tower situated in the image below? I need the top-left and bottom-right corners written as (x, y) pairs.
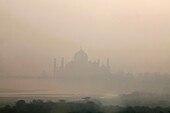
top-left (97, 59), bottom-right (100, 67)
top-left (54, 58), bottom-right (57, 77)
top-left (107, 58), bottom-right (110, 72)
top-left (60, 57), bottom-right (64, 72)
top-left (42, 70), bottom-right (47, 77)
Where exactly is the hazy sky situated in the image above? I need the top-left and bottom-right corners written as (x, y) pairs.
top-left (1, 0), bottom-right (170, 76)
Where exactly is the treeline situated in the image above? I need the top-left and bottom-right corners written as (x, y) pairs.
top-left (0, 99), bottom-right (170, 113)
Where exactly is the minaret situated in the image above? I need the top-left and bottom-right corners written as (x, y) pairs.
top-left (97, 59), bottom-right (100, 68)
top-left (107, 58), bottom-right (110, 72)
top-left (53, 58), bottom-right (57, 77)
top-left (61, 57), bottom-right (64, 72)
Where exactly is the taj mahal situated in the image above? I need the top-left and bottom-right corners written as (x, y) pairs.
top-left (53, 49), bottom-right (111, 77)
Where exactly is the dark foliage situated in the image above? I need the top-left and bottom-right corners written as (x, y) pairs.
top-left (0, 99), bottom-right (170, 113)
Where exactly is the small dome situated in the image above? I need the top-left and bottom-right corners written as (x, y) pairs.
top-left (74, 49), bottom-right (88, 63)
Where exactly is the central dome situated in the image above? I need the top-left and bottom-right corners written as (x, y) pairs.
top-left (74, 49), bottom-right (88, 63)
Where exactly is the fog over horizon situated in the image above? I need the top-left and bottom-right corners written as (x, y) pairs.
top-left (1, 0), bottom-right (170, 76)
top-left (0, 0), bottom-right (170, 75)
top-left (0, 0), bottom-right (170, 97)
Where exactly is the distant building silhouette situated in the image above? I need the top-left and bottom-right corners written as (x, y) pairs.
top-left (53, 58), bottom-right (57, 77)
top-left (53, 49), bottom-right (111, 77)
top-left (41, 70), bottom-right (48, 78)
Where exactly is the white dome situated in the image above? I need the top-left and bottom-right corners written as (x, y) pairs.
top-left (74, 49), bottom-right (88, 63)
